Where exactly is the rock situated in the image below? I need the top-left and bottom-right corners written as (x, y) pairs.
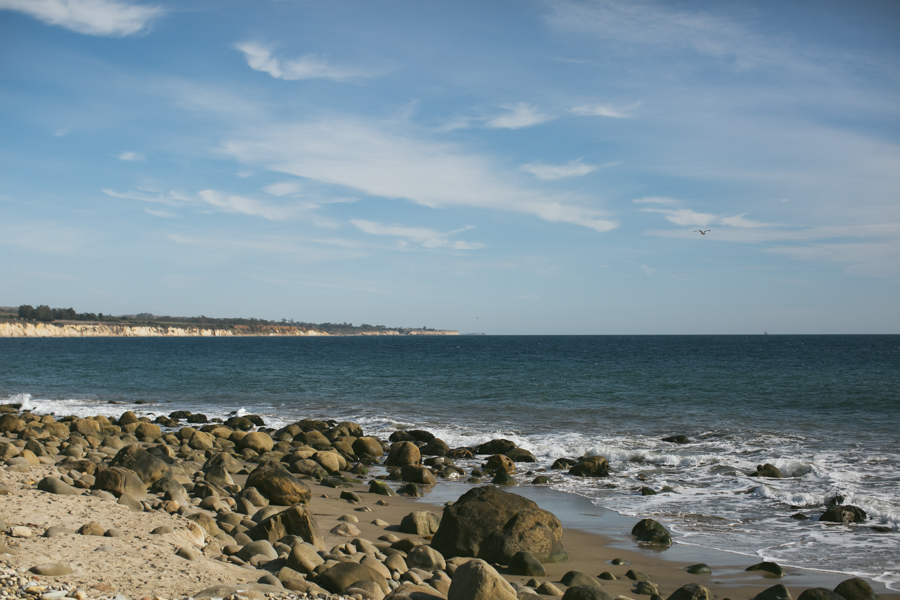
top-left (746, 562), bottom-right (786, 577)
top-left (92, 466), bottom-right (147, 499)
top-left (10, 526), bottom-right (33, 538)
top-left (188, 430), bottom-right (215, 450)
top-left (631, 519), bottom-right (672, 547)
top-left (431, 486), bottom-right (567, 564)
top-left (598, 572), bottom-right (616, 580)
top-left (331, 523), bottom-right (362, 537)
top-left (626, 570), bottom-right (650, 581)
top-left (505, 448), bottom-right (536, 462)
top-left (406, 545), bottom-right (446, 571)
top-left (662, 435), bottom-right (690, 444)
top-left (834, 578), bottom-right (876, 600)
top-left (561, 571), bottom-right (602, 588)
top-left (176, 547), bottom-right (200, 561)
top-left (0, 414), bottom-right (25, 433)
top-left (248, 504), bottom-right (325, 549)
top-left (286, 541), bottom-right (325, 574)
top-left (509, 551), bottom-right (545, 577)
top-left (134, 422), bottom-right (162, 439)
top-left (561, 588), bottom-right (614, 600)
top-left (117, 492), bottom-right (143, 512)
top-left (194, 584), bottom-right (285, 599)
top-left (686, 564), bottom-right (712, 575)
top-left (353, 436), bottom-right (385, 457)
top-left (640, 487), bottom-right (657, 496)
top-left (151, 526), bottom-right (175, 535)
top-left (401, 510), bottom-right (442, 536)
top-left (0, 442), bottom-right (21, 460)
top-left (238, 539), bottom-right (278, 561)
top-left (477, 439), bottom-right (517, 455)
top-left (186, 512), bottom-right (220, 537)
top-left (386, 441), bottom-right (422, 467)
top-left (635, 581), bottom-right (659, 595)
top-left (537, 582), bottom-right (565, 596)
top-left (104, 527), bottom-right (125, 538)
top-left (484, 454), bottom-right (516, 475)
top-left (398, 482), bottom-right (424, 497)
top-left (492, 471), bottom-right (517, 486)
top-left (317, 562), bottom-right (390, 595)
top-left (37, 477), bottom-right (81, 495)
top-left (448, 558), bottom-right (517, 600)
top-left (370, 480), bottom-right (398, 497)
top-left (569, 456), bottom-right (609, 477)
top-left (78, 522), bottom-right (105, 536)
top-left (384, 582), bottom-right (446, 600)
top-left (755, 464), bottom-right (784, 478)
top-left (203, 464), bottom-right (234, 486)
top-left (44, 526), bottom-right (75, 537)
top-left (820, 506), bottom-right (867, 524)
top-left (246, 462), bottom-right (311, 505)
top-left (798, 590), bottom-right (847, 600)
top-left (402, 465), bottom-right (437, 485)
top-left (667, 584), bottom-right (713, 600)
top-left (241, 431), bottom-right (274, 454)
top-left (29, 563), bottom-right (74, 576)
top-left (754, 585), bottom-right (792, 600)
top-left (204, 451), bottom-right (244, 474)
top-left (531, 475), bottom-right (551, 485)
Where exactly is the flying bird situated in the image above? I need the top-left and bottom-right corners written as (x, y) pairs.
top-left (695, 230), bottom-right (710, 235)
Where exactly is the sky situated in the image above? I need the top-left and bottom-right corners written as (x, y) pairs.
top-left (1, 0), bottom-right (899, 334)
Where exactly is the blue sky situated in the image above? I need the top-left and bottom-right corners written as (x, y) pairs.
top-left (1, 0), bottom-right (898, 334)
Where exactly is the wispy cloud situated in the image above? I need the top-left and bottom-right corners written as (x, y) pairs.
top-left (352, 220), bottom-right (485, 250)
top-left (569, 101), bottom-right (642, 118)
top-left (632, 196), bottom-right (677, 205)
top-left (235, 42), bottom-right (374, 82)
top-left (264, 182), bottom-right (302, 197)
top-left (521, 160), bottom-right (597, 181)
top-left (635, 198), bottom-right (774, 228)
top-left (118, 151), bottom-right (143, 161)
top-left (104, 188), bottom-right (311, 221)
top-left (484, 103), bottom-right (554, 130)
top-left (0, 0), bottom-right (162, 37)
top-left (221, 119), bottom-right (618, 232)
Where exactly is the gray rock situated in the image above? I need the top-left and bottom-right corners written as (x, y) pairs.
top-left (238, 539), bottom-right (278, 561)
top-left (29, 563), bottom-right (74, 576)
top-left (569, 456), bottom-right (609, 477)
top-left (562, 588), bottom-right (614, 600)
top-left (820, 506), bottom-right (867, 524)
top-left (43, 526), bottom-right (75, 537)
top-left (109, 444), bottom-right (171, 484)
top-left (246, 462), bottom-right (311, 505)
top-left (400, 511), bottom-right (442, 536)
top-left (635, 581), bottom-right (659, 595)
top-left (92, 466), bottom-right (147, 499)
top-left (447, 558), bottom-right (517, 600)
top-left (561, 571), bottom-right (602, 588)
top-left (247, 504), bottom-right (325, 549)
top-left (386, 441), bottom-right (422, 467)
top-left (755, 464), bottom-right (784, 478)
top-left (834, 578), bottom-right (876, 600)
top-left (631, 519), bottom-right (672, 547)
top-left (37, 477), bottom-right (80, 496)
top-left (509, 550), bottom-right (545, 577)
top-left (746, 562), bottom-right (786, 578)
top-left (687, 564), bottom-right (712, 575)
top-left (176, 547), bottom-right (200, 561)
top-left (105, 528), bottom-right (125, 538)
top-left (754, 585), bottom-right (792, 600)
top-left (117, 492), bottom-right (143, 512)
top-left (317, 562), bottom-right (390, 595)
top-left (798, 590), bottom-right (847, 600)
top-left (406, 545), bottom-right (445, 571)
top-left (667, 584), bottom-right (712, 600)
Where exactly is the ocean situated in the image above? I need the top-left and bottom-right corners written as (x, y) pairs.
top-left (1, 335), bottom-right (898, 588)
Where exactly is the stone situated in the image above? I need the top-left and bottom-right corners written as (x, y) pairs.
top-left (188, 430), bottom-right (215, 450)
top-left (401, 510), bottom-right (442, 536)
top-left (477, 439), bottom-right (517, 455)
top-left (176, 547), bottom-right (200, 561)
top-left (203, 464), bottom-right (234, 486)
top-left (29, 563), bottom-right (74, 576)
top-left (37, 477), bottom-right (81, 495)
top-left (10, 526), bottom-right (33, 538)
top-left (317, 562), bottom-right (390, 595)
top-left (386, 441), bottom-right (422, 467)
top-left (746, 562), bottom-right (786, 578)
top-left (331, 523), bottom-right (362, 537)
top-left (635, 581), bottom-right (659, 595)
top-left (631, 519), bottom-right (672, 547)
top-left (662, 435), bottom-right (690, 444)
top-left (134, 422), bottom-right (162, 439)
top-left (492, 471), bottom-right (517, 486)
top-left (402, 465), bottom-right (437, 485)
top-left (687, 564), bottom-right (712, 575)
top-left (820, 506), bottom-right (867, 524)
top-left (44, 526), bottom-right (75, 537)
top-left (151, 526), bottom-right (175, 535)
top-left (537, 582), bottom-right (565, 596)
top-left (78, 522), bottom-right (105, 536)
top-left (626, 570), bottom-right (651, 581)
top-left (667, 584), bottom-right (713, 600)
top-left (248, 504), bottom-right (325, 549)
top-left (484, 454), bottom-right (516, 475)
top-left (92, 466), bottom-right (147, 499)
top-left (238, 539), bottom-right (278, 561)
top-left (754, 585), bottom-right (792, 600)
top-left (505, 448), bottom-right (536, 462)
top-left (406, 545), bottom-right (445, 571)
top-left (509, 551), bottom-right (545, 577)
top-left (286, 541), bottom-right (325, 574)
top-left (370, 480), bottom-right (398, 496)
top-left (798, 590), bottom-right (846, 600)
top-left (117, 492), bottom-right (143, 511)
top-left (755, 464), bottom-right (784, 478)
top-left (384, 582), bottom-right (447, 600)
top-left (834, 578), bottom-right (876, 600)
top-left (353, 436), bottom-right (385, 457)
top-left (246, 462), bottom-right (311, 505)
top-left (204, 451), bottom-right (244, 474)
top-left (447, 558), bottom-right (517, 600)
top-left (569, 456), bottom-right (609, 477)
top-left (241, 432), bottom-right (274, 454)
top-left (431, 486), bottom-right (567, 564)
top-left (561, 571), bottom-right (602, 588)
top-left (598, 572), bottom-right (616, 580)
top-left (562, 588), bottom-right (614, 600)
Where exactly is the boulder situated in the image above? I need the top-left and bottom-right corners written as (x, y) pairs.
top-left (746, 562), bottom-right (786, 577)
top-left (37, 477), bottom-right (80, 496)
top-left (317, 562), bottom-right (390, 595)
top-left (384, 582), bottom-right (446, 600)
top-left (820, 506), bottom-right (867, 524)
top-left (431, 486), bottom-right (567, 564)
top-left (755, 464), bottom-right (784, 478)
top-left (509, 551), bottom-right (545, 577)
top-left (400, 511), bottom-right (442, 536)
top-left (667, 584), bottom-right (713, 600)
top-left (754, 585), bottom-right (792, 600)
top-left (238, 539), bottom-right (278, 562)
top-left (286, 541), bottom-right (325, 574)
top-left (0, 414), bottom-right (25, 433)
top-left (247, 504), bottom-right (325, 549)
top-left (246, 462), bottom-right (311, 505)
top-left (662, 435), bottom-right (690, 444)
top-left (561, 571), bottom-right (602, 588)
top-left (834, 578), bottom-right (876, 600)
top-left (562, 588), bottom-right (614, 600)
top-left (484, 454), bottom-right (516, 475)
top-left (406, 545), bottom-right (446, 571)
top-left (369, 480), bottom-right (398, 497)
top-left (476, 439), bottom-right (517, 455)
top-left (798, 590), bottom-right (846, 600)
top-left (569, 456), bottom-right (609, 477)
top-left (241, 432), bottom-right (274, 454)
top-left (29, 563), bottom-right (74, 576)
top-left (189, 430), bottom-right (216, 450)
top-left (110, 445), bottom-right (171, 484)
top-left (447, 558), bottom-right (517, 600)
top-left (353, 436), bottom-right (385, 457)
top-left (203, 451), bottom-right (244, 474)
top-left (505, 448), bottom-right (536, 462)
top-left (401, 465), bottom-right (437, 485)
top-left (92, 467), bottom-right (147, 499)
top-left (134, 422), bottom-right (162, 439)
top-left (386, 441), bottom-right (422, 467)
top-left (631, 519), bottom-right (672, 547)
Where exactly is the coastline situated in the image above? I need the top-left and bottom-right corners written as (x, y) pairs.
top-left (0, 322), bottom-right (460, 338)
top-left (1, 407), bottom-right (894, 600)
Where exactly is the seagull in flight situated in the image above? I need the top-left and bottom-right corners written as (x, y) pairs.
top-left (695, 230), bottom-right (710, 235)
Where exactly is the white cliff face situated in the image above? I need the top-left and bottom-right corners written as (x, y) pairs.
top-left (0, 321), bottom-right (458, 337)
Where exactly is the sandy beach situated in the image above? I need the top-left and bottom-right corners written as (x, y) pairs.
top-left (0, 409), bottom-right (894, 600)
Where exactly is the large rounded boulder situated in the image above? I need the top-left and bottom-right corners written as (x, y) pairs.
top-left (569, 456), bottom-right (609, 477)
top-left (109, 445), bottom-right (171, 484)
top-left (385, 441), bottom-right (421, 467)
top-left (246, 462), bottom-right (311, 505)
top-left (431, 486), bottom-right (567, 564)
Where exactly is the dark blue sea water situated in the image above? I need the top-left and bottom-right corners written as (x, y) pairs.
top-left (1, 335), bottom-right (898, 586)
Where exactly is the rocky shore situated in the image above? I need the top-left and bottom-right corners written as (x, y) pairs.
top-left (0, 323), bottom-right (460, 338)
top-left (0, 406), bottom-right (892, 600)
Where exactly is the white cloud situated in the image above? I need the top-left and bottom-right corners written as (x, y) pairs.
top-left (484, 103), bottom-right (554, 130)
top-left (638, 199), bottom-right (776, 228)
top-left (104, 188), bottom-right (310, 221)
top-left (220, 119), bottom-right (618, 232)
top-left (632, 196), bottom-right (677, 205)
top-left (0, 0), bottom-right (162, 37)
top-left (118, 151), bottom-right (143, 161)
top-left (642, 207), bottom-right (718, 227)
top-left (569, 101), bottom-right (642, 118)
top-left (264, 182), bottom-right (302, 197)
top-left (521, 160), bottom-right (597, 181)
top-left (352, 220), bottom-right (485, 250)
top-left (235, 42), bottom-right (372, 82)
top-left (720, 213), bottom-right (772, 228)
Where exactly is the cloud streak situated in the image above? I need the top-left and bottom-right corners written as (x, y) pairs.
top-left (521, 160), bottom-right (597, 181)
top-left (221, 119), bottom-right (618, 232)
top-left (235, 42), bottom-right (374, 82)
top-left (104, 188), bottom-right (312, 221)
top-left (569, 101), bottom-right (642, 118)
top-left (352, 220), bottom-right (484, 250)
top-left (484, 103), bottom-right (554, 129)
top-left (0, 0), bottom-right (162, 37)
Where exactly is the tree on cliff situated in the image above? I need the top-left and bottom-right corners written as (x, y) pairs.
top-left (18, 305), bottom-right (54, 322)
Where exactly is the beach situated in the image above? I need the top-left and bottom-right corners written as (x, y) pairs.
top-left (1, 406), bottom-right (894, 600)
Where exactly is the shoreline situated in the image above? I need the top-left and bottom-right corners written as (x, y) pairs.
top-left (1, 407), bottom-right (894, 600)
top-left (0, 323), bottom-right (460, 338)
